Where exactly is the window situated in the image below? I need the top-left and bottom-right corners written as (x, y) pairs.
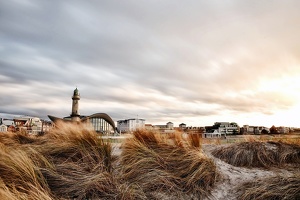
top-left (90, 117), bottom-right (113, 134)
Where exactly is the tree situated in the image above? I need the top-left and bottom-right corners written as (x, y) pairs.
top-left (269, 125), bottom-right (278, 134)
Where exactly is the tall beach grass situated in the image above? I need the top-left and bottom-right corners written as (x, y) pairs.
top-left (237, 173), bottom-right (300, 200)
top-left (211, 140), bottom-right (300, 168)
top-left (119, 129), bottom-right (219, 199)
top-left (1, 122), bottom-right (299, 199)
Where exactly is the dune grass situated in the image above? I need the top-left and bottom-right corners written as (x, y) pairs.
top-left (119, 129), bottom-right (218, 199)
top-left (36, 122), bottom-right (119, 199)
top-left (2, 123), bottom-right (299, 199)
top-left (37, 122), bottom-right (113, 170)
top-left (211, 140), bottom-right (300, 168)
top-left (1, 125), bottom-right (218, 199)
top-left (0, 122), bottom-right (119, 200)
top-left (0, 143), bottom-right (53, 200)
top-left (0, 131), bottom-right (39, 147)
top-left (237, 173), bottom-right (300, 200)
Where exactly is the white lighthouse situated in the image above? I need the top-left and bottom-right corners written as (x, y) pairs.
top-left (71, 88), bottom-right (80, 122)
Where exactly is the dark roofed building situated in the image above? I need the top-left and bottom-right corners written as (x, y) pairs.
top-left (179, 123), bottom-right (186, 129)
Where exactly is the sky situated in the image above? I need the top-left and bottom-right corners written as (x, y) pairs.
top-left (1, 0), bottom-right (300, 127)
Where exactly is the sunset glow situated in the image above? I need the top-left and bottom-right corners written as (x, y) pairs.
top-left (1, 1), bottom-right (300, 127)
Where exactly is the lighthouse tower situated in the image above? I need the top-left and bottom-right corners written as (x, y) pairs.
top-left (71, 88), bottom-right (80, 122)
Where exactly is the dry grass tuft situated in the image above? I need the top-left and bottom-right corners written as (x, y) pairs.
top-left (0, 132), bottom-right (39, 147)
top-left (187, 133), bottom-right (202, 148)
top-left (115, 183), bottom-right (148, 200)
top-left (6, 122), bottom-right (299, 199)
top-left (119, 129), bottom-right (218, 199)
top-left (36, 122), bottom-right (118, 199)
top-left (243, 135), bottom-right (259, 143)
top-left (42, 163), bottom-right (118, 199)
top-left (0, 122), bottom-right (121, 200)
top-left (237, 173), bottom-right (300, 200)
top-left (212, 141), bottom-right (300, 168)
top-left (11, 132), bottom-right (39, 144)
top-left (38, 121), bottom-right (114, 171)
top-left (0, 143), bottom-right (53, 200)
top-left (272, 136), bottom-right (300, 146)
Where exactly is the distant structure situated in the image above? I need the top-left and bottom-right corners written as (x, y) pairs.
top-left (71, 88), bottom-right (80, 122)
top-left (48, 88), bottom-right (116, 135)
top-left (179, 123), bottom-right (186, 129)
top-left (204, 122), bottom-right (240, 138)
top-left (153, 122), bottom-right (174, 129)
top-left (146, 122), bottom-right (203, 134)
top-left (0, 124), bottom-right (7, 132)
top-left (242, 125), bottom-right (270, 134)
top-left (117, 118), bottom-right (145, 133)
top-left (152, 122), bottom-right (175, 133)
top-left (0, 115), bottom-right (52, 134)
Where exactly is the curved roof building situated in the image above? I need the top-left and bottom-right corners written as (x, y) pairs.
top-left (48, 88), bottom-right (116, 134)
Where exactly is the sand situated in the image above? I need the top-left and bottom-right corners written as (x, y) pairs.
top-left (202, 144), bottom-right (295, 200)
top-left (111, 143), bottom-right (297, 200)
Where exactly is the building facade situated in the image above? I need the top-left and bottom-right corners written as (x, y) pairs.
top-left (217, 122), bottom-right (240, 134)
top-left (205, 122), bottom-right (240, 135)
top-left (86, 113), bottom-right (115, 135)
top-left (0, 124), bottom-right (7, 132)
top-left (152, 122), bottom-right (175, 133)
top-left (14, 116), bottom-right (43, 134)
top-left (117, 118), bottom-right (145, 133)
top-left (179, 123), bottom-right (187, 129)
top-left (243, 125), bottom-right (270, 134)
top-left (0, 116), bottom-right (49, 134)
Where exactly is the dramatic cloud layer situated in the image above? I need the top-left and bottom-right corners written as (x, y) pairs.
top-left (1, 0), bottom-right (300, 127)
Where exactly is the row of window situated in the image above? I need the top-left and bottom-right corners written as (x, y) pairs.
top-left (90, 118), bottom-right (113, 134)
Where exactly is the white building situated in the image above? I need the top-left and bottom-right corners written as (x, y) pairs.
top-left (218, 122), bottom-right (239, 134)
top-left (209, 122), bottom-right (240, 135)
top-left (166, 122), bottom-right (174, 129)
top-left (0, 124), bottom-right (7, 132)
top-left (203, 130), bottom-right (221, 138)
top-left (117, 118), bottom-right (145, 133)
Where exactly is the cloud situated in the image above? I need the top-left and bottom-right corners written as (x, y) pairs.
top-left (1, 0), bottom-right (300, 126)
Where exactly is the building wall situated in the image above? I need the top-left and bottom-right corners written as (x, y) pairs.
top-left (117, 118), bottom-right (145, 133)
top-left (145, 124), bottom-right (154, 130)
top-left (89, 117), bottom-right (114, 134)
top-left (179, 123), bottom-right (186, 129)
top-left (210, 122), bottom-right (240, 135)
top-left (166, 122), bottom-right (174, 129)
top-left (278, 126), bottom-right (289, 134)
top-left (12, 117), bottom-right (43, 134)
top-left (0, 124), bottom-right (7, 132)
top-left (243, 125), bottom-right (270, 134)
